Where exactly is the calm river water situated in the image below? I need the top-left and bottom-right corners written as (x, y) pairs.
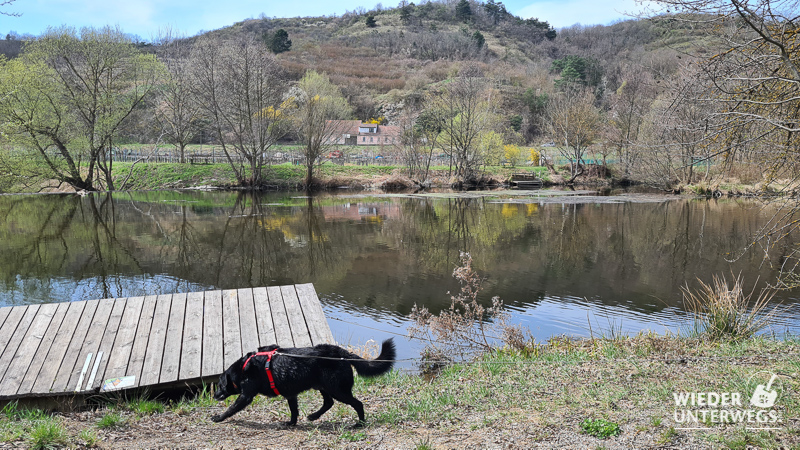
top-left (1, 190), bottom-right (798, 365)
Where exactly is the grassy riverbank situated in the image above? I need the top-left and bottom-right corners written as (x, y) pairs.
top-left (2, 335), bottom-right (797, 449)
top-left (113, 162), bottom-right (553, 191)
top-left (2, 159), bottom-right (552, 193)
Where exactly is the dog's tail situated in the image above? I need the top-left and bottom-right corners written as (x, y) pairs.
top-left (348, 338), bottom-right (396, 377)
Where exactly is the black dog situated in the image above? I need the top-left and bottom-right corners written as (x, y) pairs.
top-left (211, 339), bottom-right (395, 426)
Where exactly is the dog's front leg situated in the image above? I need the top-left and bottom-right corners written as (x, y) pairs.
top-left (211, 394), bottom-right (254, 422)
top-left (284, 396), bottom-right (299, 426)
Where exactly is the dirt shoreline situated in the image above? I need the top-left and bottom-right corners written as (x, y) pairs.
top-left (2, 336), bottom-right (797, 449)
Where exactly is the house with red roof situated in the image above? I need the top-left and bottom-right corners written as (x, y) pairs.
top-left (325, 120), bottom-right (402, 146)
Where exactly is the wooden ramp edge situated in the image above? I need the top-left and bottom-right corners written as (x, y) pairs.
top-left (0, 284), bottom-right (334, 402)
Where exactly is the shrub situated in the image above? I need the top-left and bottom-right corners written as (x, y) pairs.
top-left (409, 252), bottom-right (527, 366)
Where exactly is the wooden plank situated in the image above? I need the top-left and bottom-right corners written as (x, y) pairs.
top-left (74, 354), bottom-right (93, 393)
top-left (0, 306), bottom-right (13, 331)
top-left (128, 296), bottom-right (157, 388)
top-left (139, 294), bottom-right (172, 387)
top-left (0, 306), bottom-right (29, 372)
top-left (17, 302), bottom-right (71, 395)
top-left (237, 288), bottom-right (259, 353)
top-left (295, 283), bottom-right (335, 345)
top-left (86, 350), bottom-right (104, 390)
top-left (267, 286), bottom-right (294, 347)
top-left (38, 300), bottom-right (96, 394)
top-left (280, 285), bottom-right (312, 347)
top-left (179, 291), bottom-right (204, 380)
top-left (0, 303), bottom-right (59, 396)
top-left (0, 305), bottom-right (40, 385)
top-left (159, 293), bottom-right (187, 383)
top-left (102, 297), bottom-right (145, 382)
top-left (201, 290), bottom-right (223, 377)
top-left (86, 298), bottom-right (127, 391)
top-left (62, 299), bottom-right (113, 393)
top-left (252, 287), bottom-right (276, 348)
top-left (221, 289), bottom-right (242, 369)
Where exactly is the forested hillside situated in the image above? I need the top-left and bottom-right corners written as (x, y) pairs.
top-left (197, 1), bottom-right (703, 139)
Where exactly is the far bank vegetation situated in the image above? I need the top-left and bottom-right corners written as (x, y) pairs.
top-left (0, 0), bottom-right (798, 196)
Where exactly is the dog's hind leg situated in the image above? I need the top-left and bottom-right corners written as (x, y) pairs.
top-left (307, 391), bottom-right (334, 421)
top-left (330, 392), bottom-right (366, 427)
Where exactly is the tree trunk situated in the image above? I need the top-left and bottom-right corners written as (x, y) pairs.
top-left (305, 160), bottom-right (314, 190)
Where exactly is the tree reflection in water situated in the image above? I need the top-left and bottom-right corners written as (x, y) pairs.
top-left (0, 191), bottom-right (798, 340)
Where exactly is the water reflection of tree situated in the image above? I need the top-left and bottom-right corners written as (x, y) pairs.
top-left (0, 194), bottom-right (147, 301)
top-left (84, 194), bottom-right (137, 298)
top-left (0, 195), bottom-right (81, 288)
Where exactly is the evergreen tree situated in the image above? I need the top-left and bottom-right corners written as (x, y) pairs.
top-left (455, 0), bottom-right (472, 23)
top-left (266, 28), bottom-right (292, 54)
top-left (400, 2), bottom-right (414, 25)
top-left (365, 14), bottom-right (378, 28)
top-left (551, 55), bottom-right (602, 88)
top-left (484, 0), bottom-right (500, 25)
top-left (472, 30), bottom-right (485, 49)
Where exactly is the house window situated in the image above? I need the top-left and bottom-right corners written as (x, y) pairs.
top-left (370, 137), bottom-right (374, 142)
top-left (362, 137), bottom-right (366, 142)
top-left (385, 137), bottom-right (389, 142)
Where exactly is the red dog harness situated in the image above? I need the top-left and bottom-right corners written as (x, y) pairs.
top-left (242, 349), bottom-right (281, 396)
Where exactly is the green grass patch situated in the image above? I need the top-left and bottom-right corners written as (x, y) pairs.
top-left (111, 162), bottom-right (240, 190)
top-left (172, 384), bottom-right (218, 415)
top-left (96, 411), bottom-right (125, 429)
top-left (339, 429), bottom-right (367, 442)
top-left (657, 426), bottom-right (677, 444)
top-left (580, 418), bottom-right (622, 439)
top-left (125, 397), bottom-right (165, 416)
top-left (79, 428), bottom-right (99, 447)
top-left (27, 418), bottom-right (70, 450)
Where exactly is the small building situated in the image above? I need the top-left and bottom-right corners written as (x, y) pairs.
top-left (325, 120), bottom-right (402, 146)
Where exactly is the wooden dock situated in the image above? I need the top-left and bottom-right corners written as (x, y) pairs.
top-left (0, 284), bottom-right (333, 402)
top-left (510, 173), bottom-right (543, 189)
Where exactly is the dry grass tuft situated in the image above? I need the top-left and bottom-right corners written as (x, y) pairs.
top-left (681, 274), bottom-right (782, 341)
top-left (378, 175), bottom-right (415, 191)
top-left (346, 339), bottom-right (381, 359)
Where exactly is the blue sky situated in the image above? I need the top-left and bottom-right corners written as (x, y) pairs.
top-left (2, 0), bottom-right (648, 40)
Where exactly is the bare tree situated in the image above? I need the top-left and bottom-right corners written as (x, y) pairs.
top-left (606, 64), bottom-right (658, 179)
top-left (428, 68), bottom-right (496, 187)
top-left (288, 71), bottom-right (351, 189)
top-left (1, 0), bottom-right (20, 17)
top-left (191, 35), bottom-right (289, 187)
top-left (395, 105), bottom-right (442, 186)
top-left (646, 0), bottom-right (800, 181)
top-left (155, 31), bottom-right (200, 164)
top-left (546, 88), bottom-right (601, 184)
